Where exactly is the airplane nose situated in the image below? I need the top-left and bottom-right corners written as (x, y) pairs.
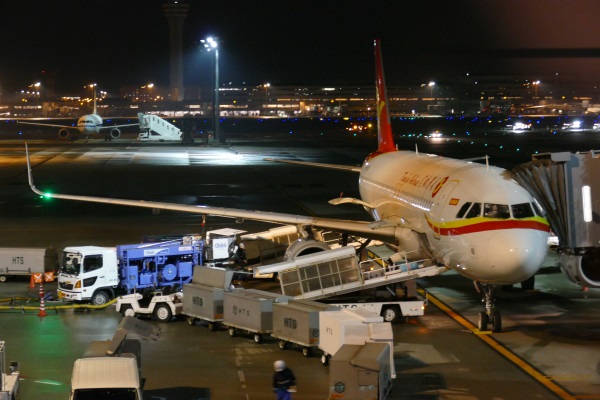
top-left (486, 229), bottom-right (549, 284)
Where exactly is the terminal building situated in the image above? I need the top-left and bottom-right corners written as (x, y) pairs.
top-left (4, 73), bottom-right (600, 119)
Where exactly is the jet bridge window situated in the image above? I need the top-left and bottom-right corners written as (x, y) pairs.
top-left (532, 198), bottom-right (545, 216)
top-left (464, 203), bottom-right (482, 218)
top-left (483, 203), bottom-right (510, 219)
top-left (511, 202), bottom-right (535, 219)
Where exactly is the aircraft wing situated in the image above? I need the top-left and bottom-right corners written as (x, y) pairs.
top-left (25, 145), bottom-right (398, 241)
top-left (263, 158), bottom-right (362, 172)
top-left (17, 121), bottom-right (77, 129)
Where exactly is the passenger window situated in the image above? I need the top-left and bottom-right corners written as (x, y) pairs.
top-left (511, 203), bottom-right (535, 219)
top-left (465, 203), bottom-right (481, 218)
top-left (456, 202), bottom-right (472, 218)
top-left (484, 203), bottom-right (510, 219)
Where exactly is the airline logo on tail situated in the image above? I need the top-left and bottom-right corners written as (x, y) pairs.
top-left (367, 39), bottom-right (396, 160)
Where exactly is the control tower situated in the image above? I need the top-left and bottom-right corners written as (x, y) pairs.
top-left (163, 1), bottom-right (190, 101)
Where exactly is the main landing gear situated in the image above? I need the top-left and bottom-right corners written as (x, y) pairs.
top-left (477, 283), bottom-right (502, 333)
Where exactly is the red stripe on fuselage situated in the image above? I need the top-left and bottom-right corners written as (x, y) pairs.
top-left (427, 218), bottom-right (551, 236)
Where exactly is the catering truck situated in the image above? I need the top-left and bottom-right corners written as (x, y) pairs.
top-left (58, 236), bottom-right (203, 305)
top-left (0, 246), bottom-right (57, 282)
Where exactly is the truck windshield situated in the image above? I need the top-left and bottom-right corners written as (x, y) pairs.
top-left (59, 251), bottom-right (82, 276)
top-left (73, 388), bottom-right (138, 400)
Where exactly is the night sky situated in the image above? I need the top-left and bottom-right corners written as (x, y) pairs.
top-left (2, 0), bottom-right (600, 95)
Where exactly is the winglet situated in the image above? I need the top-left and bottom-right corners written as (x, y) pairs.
top-left (368, 39), bottom-right (396, 159)
top-left (25, 142), bottom-right (44, 196)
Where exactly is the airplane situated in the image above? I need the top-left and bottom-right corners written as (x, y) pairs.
top-left (17, 90), bottom-right (138, 141)
top-left (24, 39), bottom-right (551, 332)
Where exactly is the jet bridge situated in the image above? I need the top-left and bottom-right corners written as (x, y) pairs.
top-left (256, 245), bottom-right (445, 300)
top-left (512, 151), bottom-right (600, 287)
top-left (137, 113), bottom-right (182, 142)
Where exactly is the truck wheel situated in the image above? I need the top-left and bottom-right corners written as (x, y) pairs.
top-left (381, 305), bottom-right (400, 323)
top-left (154, 304), bottom-right (173, 322)
top-left (91, 291), bottom-right (110, 306)
top-left (0, 275), bottom-right (7, 282)
top-left (253, 334), bottom-right (262, 344)
top-left (228, 327), bottom-right (236, 337)
top-left (278, 340), bottom-right (287, 350)
top-left (302, 347), bottom-right (311, 357)
top-left (321, 354), bottom-right (330, 366)
top-left (121, 305), bottom-right (136, 318)
top-left (187, 316), bottom-right (196, 326)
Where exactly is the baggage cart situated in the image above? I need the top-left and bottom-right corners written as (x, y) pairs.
top-left (222, 289), bottom-right (286, 343)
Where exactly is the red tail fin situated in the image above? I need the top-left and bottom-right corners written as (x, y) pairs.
top-left (373, 39), bottom-right (396, 155)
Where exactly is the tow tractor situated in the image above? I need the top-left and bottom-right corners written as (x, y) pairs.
top-left (116, 289), bottom-right (183, 322)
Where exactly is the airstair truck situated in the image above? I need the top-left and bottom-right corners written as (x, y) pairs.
top-left (58, 236), bottom-right (203, 305)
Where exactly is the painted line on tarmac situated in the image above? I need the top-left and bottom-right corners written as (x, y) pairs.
top-left (421, 288), bottom-right (576, 400)
top-left (34, 379), bottom-right (64, 386)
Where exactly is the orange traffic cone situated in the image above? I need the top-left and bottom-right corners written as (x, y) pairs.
top-left (29, 274), bottom-right (35, 289)
top-left (38, 282), bottom-right (47, 317)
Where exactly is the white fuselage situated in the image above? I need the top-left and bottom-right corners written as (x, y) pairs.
top-left (76, 114), bottom-right (103, 135)
top-left (359, 151), bottom-right (550, 284)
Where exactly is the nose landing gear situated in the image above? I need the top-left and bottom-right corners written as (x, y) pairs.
top-left (477, 283), bottom-right (502, 332)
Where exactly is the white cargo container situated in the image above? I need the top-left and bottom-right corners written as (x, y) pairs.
top-left (0, 247), bottom-right (56, 282)
top-left (183, 283), bottom-right (226, 331)
top-left (183, 265), bottom-right (236, 331)
top-left (318, 308), bottom-right (396, 378)
top-left (271, 298), bottom-right (338, 357)
top-left (328, 343), bottom-right (393, 400)
top-left (222, 289), bottom-right (287, 343)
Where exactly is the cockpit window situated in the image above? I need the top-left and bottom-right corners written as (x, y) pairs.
top-left (464, 203), bottom-right (482, 218)
top-left (456, 202), bottom-right (472, 218)
top-left (511, 203), bottom-right (535, 219)
top-left (483, 203), bottom-right (510, 219)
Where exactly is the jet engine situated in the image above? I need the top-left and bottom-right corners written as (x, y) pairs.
top-left (110, 128), bottom-right (121, 139)
top-left (58, 128), bottom-right (70, 139)
top-left (559, 247), bottom-right (600, 287)
top-left (284, 239), bottom-right (331, 260)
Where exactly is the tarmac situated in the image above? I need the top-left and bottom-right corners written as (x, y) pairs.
top-left (0, 137), bottom-right (599, 399)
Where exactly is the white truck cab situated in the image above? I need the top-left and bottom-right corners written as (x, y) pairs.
top-left (58, 246), bottom-right (119, 305)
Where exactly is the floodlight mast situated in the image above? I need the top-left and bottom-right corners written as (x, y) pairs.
top-left (201, 37), bottom-right (220, 143)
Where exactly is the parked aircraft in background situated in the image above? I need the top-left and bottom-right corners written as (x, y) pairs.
top-left (18, 90), bottom-right (138, 141)
top-left (25, 39), bottom-right (551, 332)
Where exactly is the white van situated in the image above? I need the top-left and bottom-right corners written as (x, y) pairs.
top-left (70, 356), bottom-right (142, 400)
